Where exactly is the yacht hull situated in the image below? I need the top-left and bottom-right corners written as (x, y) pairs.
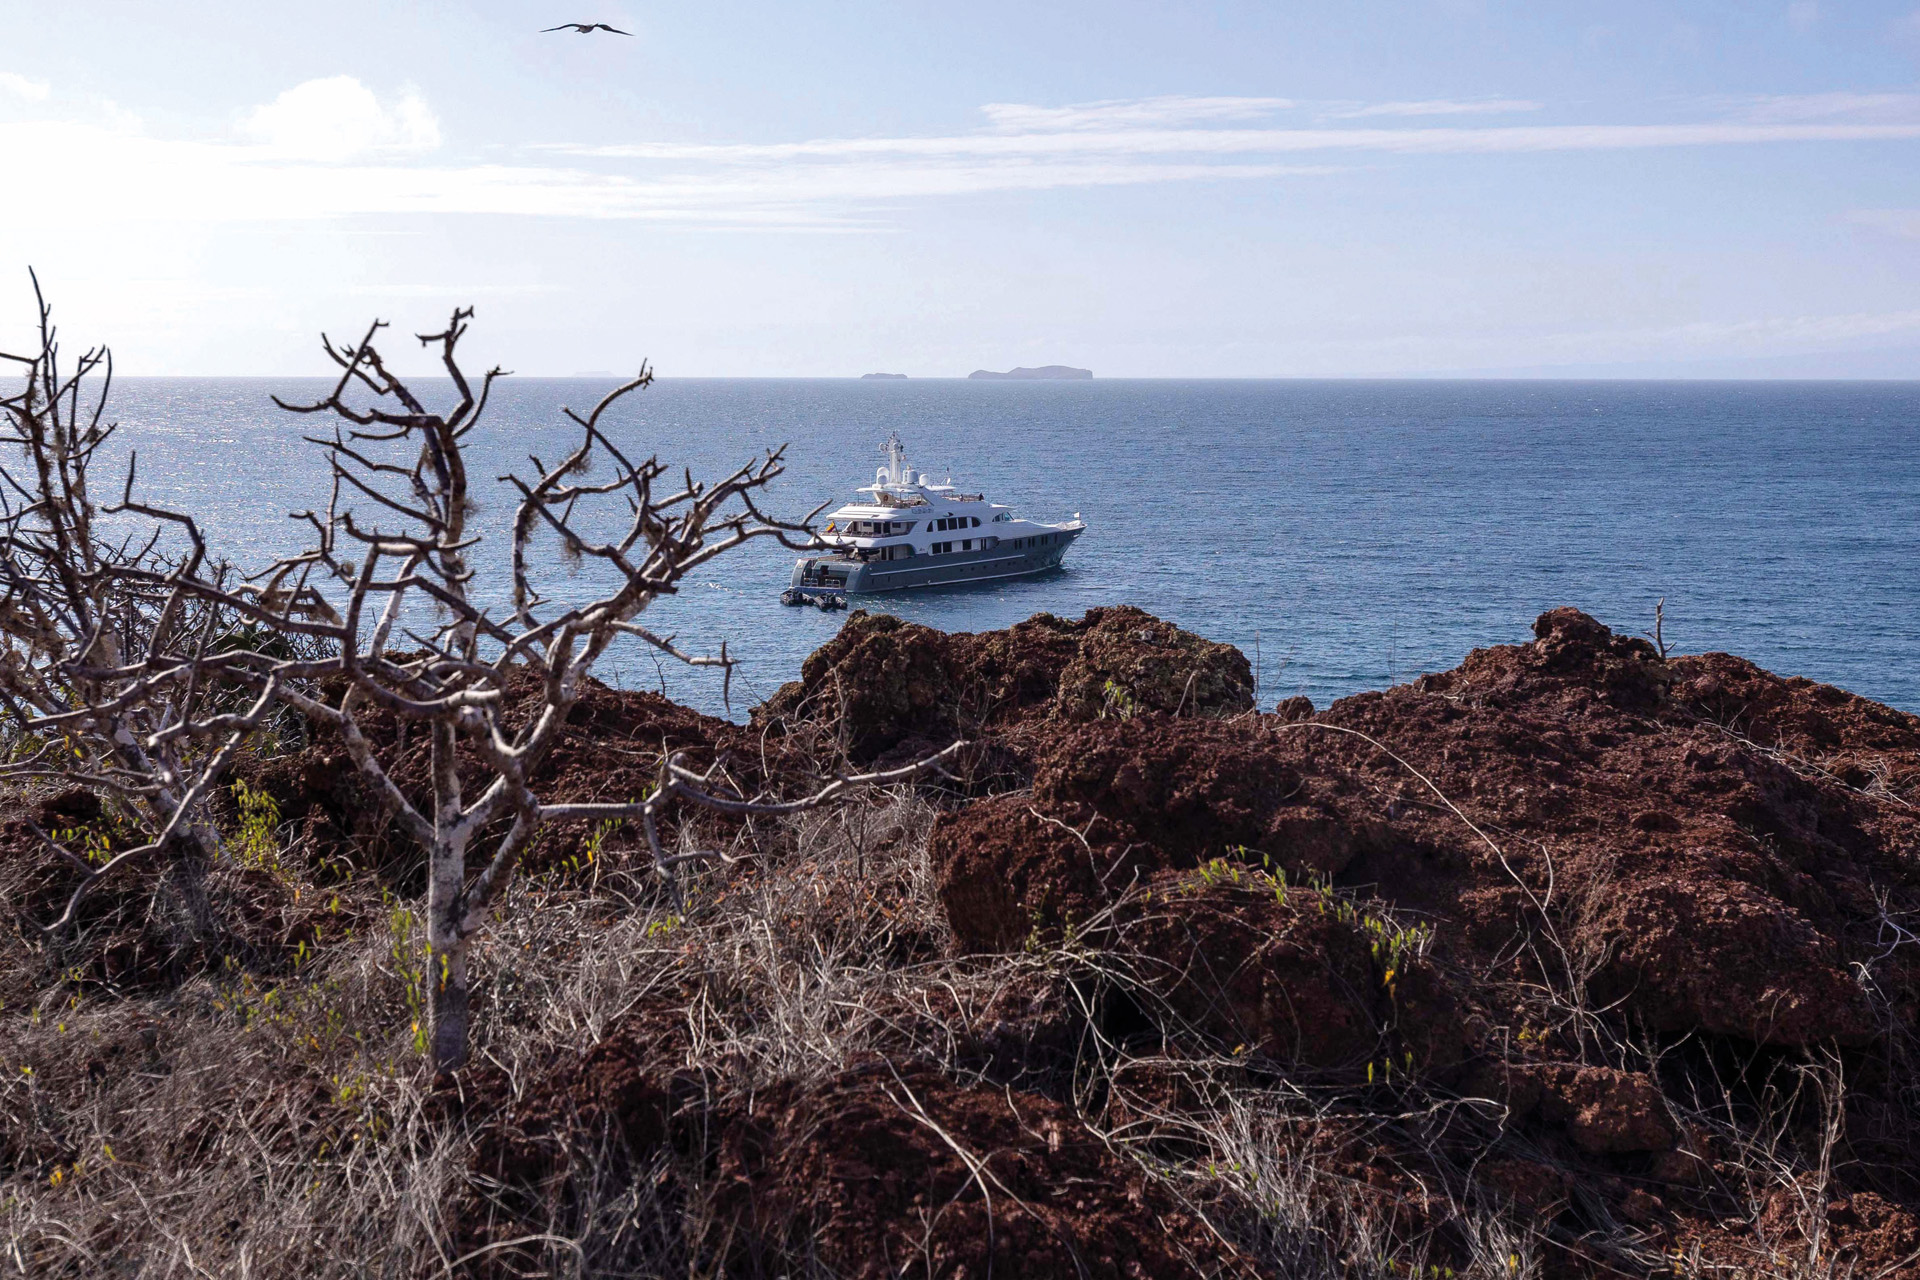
top-left (790, 526), bottom-right (1082, 596)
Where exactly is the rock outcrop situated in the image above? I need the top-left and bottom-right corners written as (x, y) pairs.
top-left (755, 605), bottom-right (1254, 763)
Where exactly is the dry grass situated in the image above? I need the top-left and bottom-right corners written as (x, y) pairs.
top-left (1, 790), bottom-right (1011, 1276)
top-left (2, 768), bottom-right (1892, 1279)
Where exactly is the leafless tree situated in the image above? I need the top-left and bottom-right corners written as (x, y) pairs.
top-left (4, 283), bottom-right (958, 1069)
top-left (0, 270), bottom-right (259, 940)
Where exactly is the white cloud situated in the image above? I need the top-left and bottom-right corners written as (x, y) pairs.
top-left (980, 95), bottom-right (1292, 131)
top-left (557, 119), bottom-right (1920, 164)
top-left (1325, 98), bottom-right (1540, 118)
top-left (1735, 91), bottom-right (1920, 123)
top-left (238, 76), bottom-right (440, 161)
top-left (0, 72), bottom-right (51, 102)
top-left (3, 86), bottom-right (1920, 234)
top-left (0, 115), bottom-right (1338, 231)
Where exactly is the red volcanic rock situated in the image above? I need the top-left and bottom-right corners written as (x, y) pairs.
top-left (1108, 865), bottom-right (1478, 1077)
top-left (1586, 874), bottom-right (1877, 1045)
top-left (466, 1003), bottom-right (705, 1186)
top-left (1461, 1060), bottom-right (1674, 1154)
top-left (1671, 651), bottom-right (1920, 796)
top-left (932, 710), bottom-right (1425, 979)
top-left (1053, 606), bottom-right (1254, 722)
top-left (1435, 605), bottom-right (1673, 712)
top-left (1273, 611), bottom-right (1915, 1048)
top-left (1274, 694), bottom-right (1316, 722)
top-left (933, 607), bottom-right (1920, 1053)
top-left (931, 716), bottom-right (1386, 954)
top-left (711, 1059), bottom-right (1236, 1279)
top-left (755, 604), bottom-right (1253, 761)
top-left (1031, 715), bottom-right (1379, 873)
top-left (932, 794), bottom-right (1158, 953)
top-left (1531, 1064), bottom-right (1676, 1155)
top-left (1116, 866), bottom-right (1388, 1072)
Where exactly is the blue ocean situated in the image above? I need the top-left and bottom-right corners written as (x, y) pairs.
top-left (105, 378), bottom-right (1920, 717)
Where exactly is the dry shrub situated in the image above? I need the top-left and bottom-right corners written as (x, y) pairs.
top-left (5, 756), bottom-right (1901, 1278)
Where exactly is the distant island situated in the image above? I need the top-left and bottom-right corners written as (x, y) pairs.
top-left (968, 365), bottom-right (1092, 380)
top-left (860, 372), bottom-right (908, 380)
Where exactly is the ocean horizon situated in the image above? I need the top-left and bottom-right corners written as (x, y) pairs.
top-left (103, 376), bottom-right (1920, 717)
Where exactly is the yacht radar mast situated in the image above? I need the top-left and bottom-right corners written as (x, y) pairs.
top-left (880, 432), bottom-right (907, 488)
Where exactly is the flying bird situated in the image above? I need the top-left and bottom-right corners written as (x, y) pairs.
top-left (542, 22), bottom-right (632, 34)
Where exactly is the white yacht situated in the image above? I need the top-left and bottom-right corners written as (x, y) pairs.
top-left (783, 434), bottom-right (1085, 602)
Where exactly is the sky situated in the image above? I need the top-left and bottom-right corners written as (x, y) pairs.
top-left (3, 1), bottom-right (1920, 377)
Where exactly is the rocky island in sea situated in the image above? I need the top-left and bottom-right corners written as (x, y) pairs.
top-left (967, 364), bottom-right (1092, 380)
top-left (859, 372), bottom-right (908, 379)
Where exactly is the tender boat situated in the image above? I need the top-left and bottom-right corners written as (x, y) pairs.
top-left (783, 434), bottom-right (1085, 602)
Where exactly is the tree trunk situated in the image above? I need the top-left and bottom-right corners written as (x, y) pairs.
top-left (426, 832), bottom-right (471, 1071)
top-left (428, 938), bottom-right (470, 1072)
top-left (157, 825), bottom-right (222, 946)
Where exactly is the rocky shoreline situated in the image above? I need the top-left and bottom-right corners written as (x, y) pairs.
top-left (6, 605), bottom-right (1919, 1276)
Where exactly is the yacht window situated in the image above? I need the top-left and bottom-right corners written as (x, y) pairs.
top-left (970, 517), bottom-right (981, 527)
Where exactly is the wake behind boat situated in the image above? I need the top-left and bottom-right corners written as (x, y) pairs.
top-left (783, 434), bottom-right (1085, 604)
